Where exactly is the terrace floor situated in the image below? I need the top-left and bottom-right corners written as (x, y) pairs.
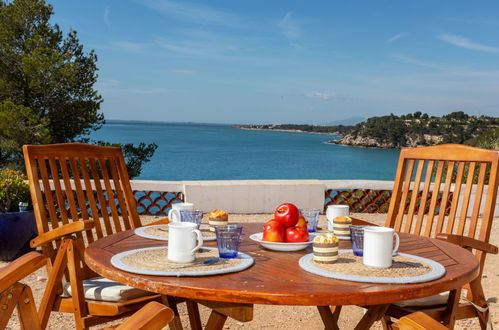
top-left (2, 213), bottom-right (498, 329)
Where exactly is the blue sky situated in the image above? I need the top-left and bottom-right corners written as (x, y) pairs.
top-left (50, 0), bottom-right (499, 124)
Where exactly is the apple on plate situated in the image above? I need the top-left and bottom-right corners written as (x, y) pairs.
top-left (295, 215), bottom-right (307, 228)
top-left (262, 219), bottom-right (285, 242)
top-left (284, 226), bottom-right (309, 243)
top-left (274, 203), bottom-right (299, 228)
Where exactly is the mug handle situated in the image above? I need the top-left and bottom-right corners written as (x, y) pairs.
top-left (168, 209), bottom-right (180, 222)
top-left (191, 229), bottom-right (203, 254)
top-left (393, 232), bottom-right (400, 254)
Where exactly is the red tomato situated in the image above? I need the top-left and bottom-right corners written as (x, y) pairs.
top-left (262, 219), bottom-right (285, 242)
top-left (284, 226), bottom-right (309, 243)
top-left (274, 203), bottom-right (299, 228)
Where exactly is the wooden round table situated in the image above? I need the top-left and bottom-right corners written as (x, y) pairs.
top-left (84, 222), bottom-right (479, 329)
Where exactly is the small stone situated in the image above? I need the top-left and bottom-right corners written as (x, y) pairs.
top-left (236, 322), bottom-right (244, 326)
top-left (37, 275), bottom-right (47, 281)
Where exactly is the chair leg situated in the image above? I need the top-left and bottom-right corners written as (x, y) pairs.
top-left (442, 288), bottom-right (461, 329)
top-left (67, 239), bottom-right (88, 330)
top-left (468, 278), bottom-right (489, 330)
top-left (381, 315), bottom-right (394, 330)
top-left (0, 284), bottom-right (24, 329)
top-left (161, 295), bottom-right (184, 330)
top-left (17, 285), bottom-right (42, 330)
top-left (39, 238), bottom-right (70, 329)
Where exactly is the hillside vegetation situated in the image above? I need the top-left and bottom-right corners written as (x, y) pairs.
top-left (330, 111), bottom-right (499, 148)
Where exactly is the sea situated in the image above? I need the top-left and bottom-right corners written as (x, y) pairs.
top-left (90, 121), bottom-right (400, 181)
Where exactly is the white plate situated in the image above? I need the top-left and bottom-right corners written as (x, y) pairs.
top-left (249, 232), bottom-right (313, 252)
top-left (135, 225), bottom-right (216, 241)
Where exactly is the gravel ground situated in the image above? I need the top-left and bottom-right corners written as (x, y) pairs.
top-left (1, 213), bottom-right (497, 329)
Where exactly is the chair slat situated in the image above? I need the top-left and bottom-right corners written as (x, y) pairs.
top-left (404, 160), bottom-right (425, 233)
top-left (80, 159), bottom-right (105, 239)
top-left (457, 162), bottom-right (476, 235)
top-left (97, 157), bottom-right (123, 233)
top-left (37, 160), bottom-right (59, 230)
top-left (395, 160), bottom-right (415, 232)
top-left (48, 158), bottom-right (70, 226)
top-left (445, 162), bottom-right (465, 234)
top-left (424, 161), bottom-right (444, 237)
top-left (468, 163), bottom-right (487, 238)
top-left (88, 157), bottom-right (113, 236)
top-left (108, 157), bottom-right (131, 230)
top-left (414, 160), bottom-right (434, 235)
top-left (58, 158), bottom-right (84, 241)
top-left (68, 158), bottom-right (94, 244)
top-left (434, 161), bottom-right (455, 235)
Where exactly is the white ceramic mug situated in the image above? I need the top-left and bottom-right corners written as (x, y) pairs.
top-left (168, 202), bottom-right (194, 222)
top-left (167, 222), bottom-right (203, 263)
top-left (326, 205), bottom-right (349, 231)
top-left (363, 227), bottom-right (400, 268)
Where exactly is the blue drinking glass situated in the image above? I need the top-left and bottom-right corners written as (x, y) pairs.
top-left (180, 210), bottom-right (203, 228)
top-left (215, 225), bottom-right (243, 258)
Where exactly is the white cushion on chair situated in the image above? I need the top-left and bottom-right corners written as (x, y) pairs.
top-left (63, 277), bottom-right (152, 302)
top-left (394, 291), bottom-right (449, 307)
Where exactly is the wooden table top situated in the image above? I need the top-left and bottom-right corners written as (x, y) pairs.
top-left (84, 222), bottom-right (479, 307)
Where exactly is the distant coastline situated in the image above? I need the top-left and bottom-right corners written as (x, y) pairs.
top-left (232, 125), bottom-right (343, 137)
top-left (235, 112), bottom-right (499, 149)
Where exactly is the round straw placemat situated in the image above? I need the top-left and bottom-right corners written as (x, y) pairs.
top-left (111, 247), bottom-right (253, 277)
top-left (135, 224), bottom-right (216, 241)
top-left (299, 249), bottom-right (445, 284)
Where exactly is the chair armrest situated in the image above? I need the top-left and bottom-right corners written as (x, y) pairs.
top-left (114, 301), bottom-right (174, 330)
top-left (398, 312), bottom-right (448, 330)
top-left (0, 251), bottom-right (47, 292)
top-left (436, 233), bottom-right (498, 255)
top-left (145, 217), bottom-right (170, 226)
top-left (351, 217), bottom-right (379, 226)
top-left (30, 220), bottom-right (95, 248)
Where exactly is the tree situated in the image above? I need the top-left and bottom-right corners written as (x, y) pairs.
top-left (0, 0), bottom-right (156, 177)
top-left (0, 99), bottom-right (50, 168)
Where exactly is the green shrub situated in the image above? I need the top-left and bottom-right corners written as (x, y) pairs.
top-left (0, 169), bottom-right (31, 212)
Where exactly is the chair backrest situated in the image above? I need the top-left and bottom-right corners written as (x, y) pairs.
top-left (23, 143), bottom-right (142, 258)
top-left (386, 144), bottom-right (499, 265)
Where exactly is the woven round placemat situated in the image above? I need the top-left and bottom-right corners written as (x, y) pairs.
top-left (135, 224), bottom-right (216, 241)
top-left (111, 247), bottom-right (254, 277)
top-left (299, 250), bottom-right (446, 284)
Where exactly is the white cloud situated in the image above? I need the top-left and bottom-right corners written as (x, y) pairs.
top-left (306, 92), bottom-right (330, 100)
top-left (171, 69), bottom-right (196, 74)
top-left (386, 33), bottom-right (407, 43)
top-left (104, 6), bottom-right (111, 26)
top-left (136, 0), bottom-right (241, 27)
top-left (438, 33), bottom-right (499, 53)
top-left (278, 12), bottom-right (301, 39)
top-left (392, 54), bottom-right (445, 70)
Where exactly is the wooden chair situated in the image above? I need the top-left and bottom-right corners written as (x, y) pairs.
top-left (378, 144), bottom-right (499, 329)
top-left (22, 143), bottom-right (194, 329)
top-left (398, 312), bottom-right (448, 330)
top-left (0, 252), bottom-right (174, 330)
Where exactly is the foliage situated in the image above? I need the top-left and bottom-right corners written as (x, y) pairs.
top-left (465, 128), bottom-right (499, 150)
top-left (0, 169), bottom-right (30, 212)
top-left (0, 0), bottom-right (157, 177)
top-left (0, 99), bottom-right (50, 168)
top-left (95, 141), bottom-right (158, 178)
top-left (0, 0), bottom-right (103, 142)
top-left (347, 111), bottom-right (499, 148)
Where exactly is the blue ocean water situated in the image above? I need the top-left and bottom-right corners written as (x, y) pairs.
top-left (90, 121), bottom-right (400, 181)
